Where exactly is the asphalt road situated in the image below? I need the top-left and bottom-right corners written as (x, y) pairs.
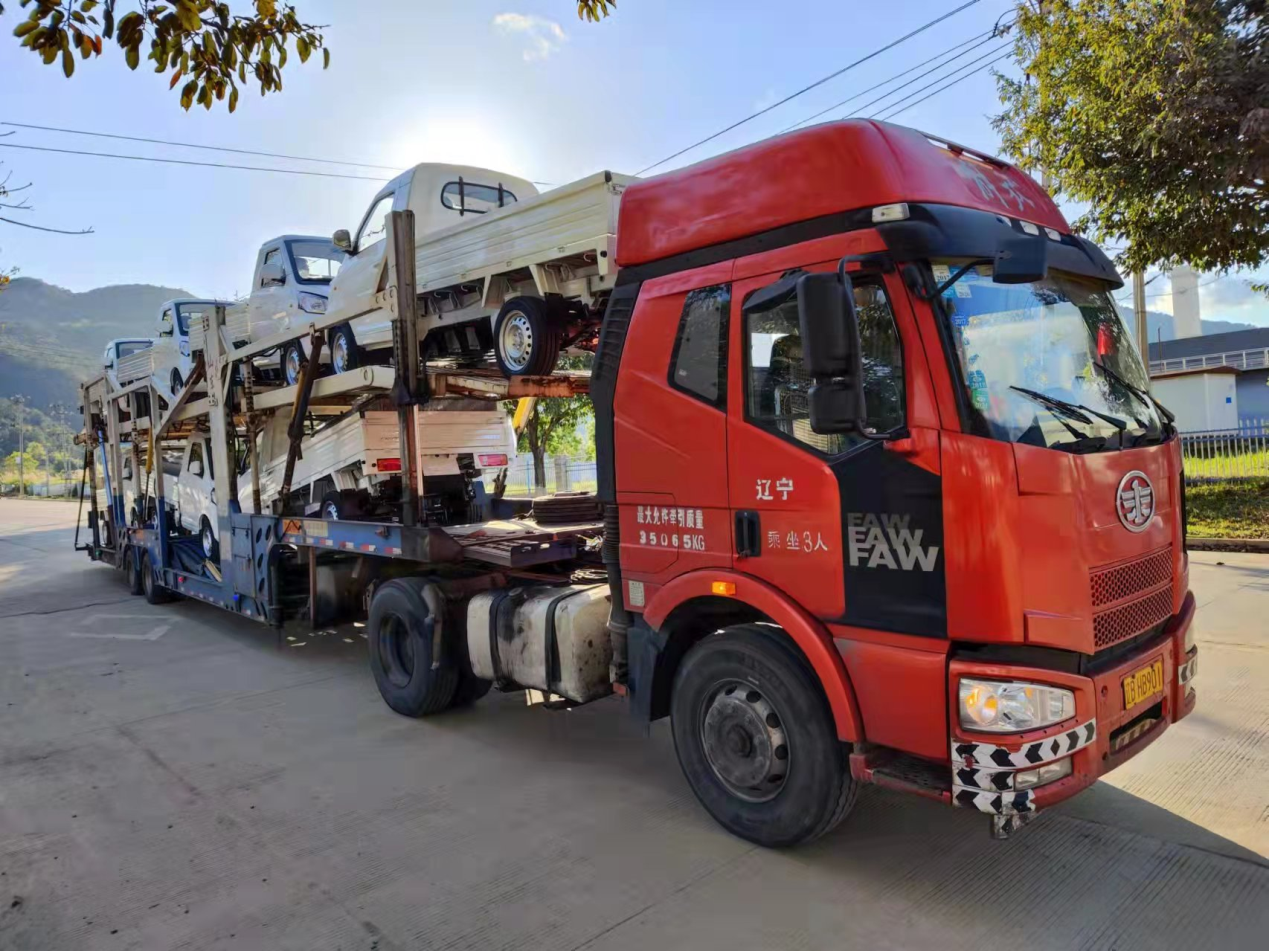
top-left (2, 498), bottom-right (1268, 951)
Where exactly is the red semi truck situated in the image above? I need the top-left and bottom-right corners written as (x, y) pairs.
top-left (592, 120), bottom-right (1194, 843)
top-left (82, 120), bottom-right (1195, 848)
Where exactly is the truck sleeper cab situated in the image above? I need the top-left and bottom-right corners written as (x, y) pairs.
top-left (593, 120), bottom-right (1195, 844)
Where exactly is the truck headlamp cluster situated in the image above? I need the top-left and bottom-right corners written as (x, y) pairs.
top-left (958, 678), bottom-right (1075, 733)
top-left (299, 292), bottom-right (328, 315)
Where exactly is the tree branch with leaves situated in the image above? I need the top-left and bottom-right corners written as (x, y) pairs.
top-left (7, 1), bottom-right (617, 113)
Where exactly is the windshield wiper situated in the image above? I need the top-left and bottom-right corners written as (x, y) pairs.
top-left (1009, 386), bottom-right (1132, 450)
top-left (1092, 361), bottom-right (1175, 439)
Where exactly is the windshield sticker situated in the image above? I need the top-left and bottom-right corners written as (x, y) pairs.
top-left (953, 282), bottom-right (973, 298)
top-left (932, 264), bottom-right (951, 284)
top-left (951, 313), bottom-right (970, 327)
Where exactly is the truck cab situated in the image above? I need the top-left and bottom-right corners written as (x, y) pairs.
top-left (227, 235), bottom-right (346, 385)
top-left (153, 298), bottom-right (233, 393)
top-left (324, 164), bottom-right (540, 372)
top-left (173, 435), bottom-right (219, 558)
top-left (599, 120), bottom-right (1195, 841)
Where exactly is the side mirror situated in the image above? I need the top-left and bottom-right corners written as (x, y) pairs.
top-left (259, 261), bottom-right (287, 286)
top-left (332, 229), bottom-right (353, 253)
top-left (796, 272), bottom-right (866, 434)
top-left (993, 236), bottom-right (1048, 285)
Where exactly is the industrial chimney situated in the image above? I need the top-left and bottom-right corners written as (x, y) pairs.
top-left (1169, 265), bottom-right (1202, 339)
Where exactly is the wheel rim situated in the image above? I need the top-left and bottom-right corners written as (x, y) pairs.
top-left (378, 614), bottom-right (416, 688)
top-left (499, 312), bottom-right (534, 373)
top-left (322, 500), bottom-right (340, 520)
top-left (699, 680), bottom-right (790, 803)
top-left (331, 332), bottom-right (350, 374)
top-left (201, 524), bottom-right (214, 558)
top-left (284, 347), bottom-right (302, 386)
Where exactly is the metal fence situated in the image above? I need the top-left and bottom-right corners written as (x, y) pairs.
top-left (495, 456), bottom-right (599, 497)
top-left (1180, 418), bottom-right (1269, 483)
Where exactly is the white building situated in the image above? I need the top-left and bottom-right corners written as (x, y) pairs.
top-left (1150, 366), bottom-right (1239, 432)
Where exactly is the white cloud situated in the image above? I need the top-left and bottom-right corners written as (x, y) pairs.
top-left (493, 13), bottom-right (568, 62)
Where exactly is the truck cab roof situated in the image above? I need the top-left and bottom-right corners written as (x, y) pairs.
top-left (384, 163), bottom-right (540, 235)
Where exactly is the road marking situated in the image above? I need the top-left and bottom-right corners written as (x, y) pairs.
top-left (67, 614), bottom-right (172, 641)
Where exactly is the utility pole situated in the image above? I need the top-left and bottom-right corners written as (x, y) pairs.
top-left (13, 393), bottom-right (26, 498)
top-left (1132, 271), bottom-right (1150, 386)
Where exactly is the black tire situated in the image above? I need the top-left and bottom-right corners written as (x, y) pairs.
top-left (170, 368), bottom-right (184, 393)
top-left (670, 624), bottom-right (857, 848)
top-left (282, 341), bottom-right (306, 387)
top-left (319, 489), bottom-right (364, 521)
top-left (493, 296), bottom-right (561, 377)
top-left (140, 550), bottom-right (172, 605)
top-left (328, 324), bottom-right (360, 376)
top-left (125, 546), bottom-right (144, 596)
top-left (199, 516), bottom-right (219, 562)
top-left (368, 578), bottom-right (459, 717)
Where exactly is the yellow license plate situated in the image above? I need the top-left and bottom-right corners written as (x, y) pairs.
top-left (1122, 659), bottom-right (1165, 711)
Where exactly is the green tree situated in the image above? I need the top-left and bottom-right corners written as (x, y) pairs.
top-left (7, 1), bottom-right (616, 113)
top-left (994, 1), bottom-right (1269, 274)
top-left (518, 396), bottom-right (591, 490)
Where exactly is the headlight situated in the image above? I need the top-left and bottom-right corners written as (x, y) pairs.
top-left (1014, 756), bottom-right (1072, 790)
top-left (959, 678), bottom-right (1075, 733)
top-left (299, 292), bottom-right (327, 314)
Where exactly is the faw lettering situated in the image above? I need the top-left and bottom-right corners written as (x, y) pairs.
top-left (846, 512), bottom-right (940, 572)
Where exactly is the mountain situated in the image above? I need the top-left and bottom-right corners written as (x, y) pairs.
top-left (0, 277), bottom-right (196, 407)
top-left (1125, 308), bottom-right (1256, 344)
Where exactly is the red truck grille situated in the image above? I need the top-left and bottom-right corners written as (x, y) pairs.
top-left (1090, 547), bottom-right (1174, 649)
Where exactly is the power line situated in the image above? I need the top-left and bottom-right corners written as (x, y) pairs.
top-left (873, 49), bottom-right (1014, 121)
top-left (636, 0), bottom-right (984, 175)
top-left (0, 141), bottom-right (392, 182)
top-left (1, 120), bottom-right (403, 172)
top-left (783, 24), bottom-right (1010, 133)
top-left (0, 122), bottom-right (559, 186)
top-left (843, 42), bottom-right (1009, 123)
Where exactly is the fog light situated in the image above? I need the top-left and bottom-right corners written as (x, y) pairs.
top-left (1183, 616), bottom-right (1197, 653)
top-left (1015, 756), bottom-right (1073, 790)
top-left (871, 202), bottom-right (909, 223)
top-left (959, 678), bottom-right (1075, 733)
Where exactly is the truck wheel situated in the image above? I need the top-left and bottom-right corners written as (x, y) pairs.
top-left (320, 490), bottom-right (364, 521)
top-left (368, 578), bottom-right (459, 717)
top-left (140, 550), bottom-right (172, 605)
top-left (449, 671), bottom-right (493, 708)
top-left (170, 368), bottom-right (184, 393)
top-left (329, 324), bottom-right (360, 375)
top-left (199, 516), bottom-right (219, 562)
top-left (670, 624), bottom-right (857, 848)
top-left (494, 297), bottom-right (561, 377)
top-left (125, 546), bottom-right (144, 596)
top-left (282, 342), bottom-right (305, 387)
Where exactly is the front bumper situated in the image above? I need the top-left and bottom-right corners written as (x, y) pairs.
top-left (948, 592), bottom-right (1197, 818)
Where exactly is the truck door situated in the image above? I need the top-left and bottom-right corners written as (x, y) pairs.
top-left (332, 185), bottom-right (402, 344)
top-left (251, 244), bottom-right (291, 335)
top-left (726, 263), bottom-right (944, 635)
top-left (614, 266), bottom-right (734, 605)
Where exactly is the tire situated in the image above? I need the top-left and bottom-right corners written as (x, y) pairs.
top-left (140, 550), bottom-right (172, 605)
top-left (282, 341), bottom-right (306, 387)
top-left (670, 624), bottom-right (857, 848)
top-left (199, 516), bottom-right (219, 562)
top-left (319, 489), bottom-right (364, 521)
top-left (493, 296), bottom-right (561, 377)
top-left (328, 324), bottom-right (360, 376)
top-left (170, 368), bottom-right (184, 394)
top-left (125, 546), bottom-right (144, 596)
top-left (368, 578), bottom-right (459, 717)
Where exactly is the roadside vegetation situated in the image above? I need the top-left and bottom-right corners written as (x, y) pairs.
top-left (1186, 480), bottom-right (1269, 539)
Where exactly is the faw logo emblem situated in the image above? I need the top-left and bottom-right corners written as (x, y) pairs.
top-left (846, 512), bottom-right (940, 572)
top-left (1116, 470), bottom-right (1155, 533)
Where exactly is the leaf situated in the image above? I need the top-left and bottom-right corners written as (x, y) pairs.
top-left (103, 5), bottom-right (113, 38)
top-left (228, 85), bottom-right (239, 113)
top-left (81, 1), bottom-right (98, 12)
top-left (180, 78), bottom-right (197, 109)
top-left (322, 47), bottom-right (329, 69)
top-left (62, 45), bottom-right (74, 77)
top-left (295, 35), bottom-right (309, 62)
top-left (92, 34), bottom-right (102, 54)
top-left (125, 44), bottom-right (139, 70)
top-left (278, 45), bottom-right (286, 68)
top-left (13, 21), bottom-right (39, 37)
top-left (169, 67), bottom-right (184, 89)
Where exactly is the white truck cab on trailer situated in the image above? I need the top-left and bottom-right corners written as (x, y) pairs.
top-left (323, 163), bottom-right (632, 377)
top-left (225, 235), bottom-right (346, 385)
top-left (113, 298), bottom-right (233, 398)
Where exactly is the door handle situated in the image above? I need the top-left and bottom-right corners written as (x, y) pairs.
top-left (734, 510), bottom-right (761, 558)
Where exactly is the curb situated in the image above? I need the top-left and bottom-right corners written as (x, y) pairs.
top-left (1187, 537), bottom-right (1269, 553)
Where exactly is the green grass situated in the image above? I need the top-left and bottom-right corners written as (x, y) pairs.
top-left (1183, 448), bottom-right (1269, 481)
top-left (1185, 480), bottom-right (1269, 539)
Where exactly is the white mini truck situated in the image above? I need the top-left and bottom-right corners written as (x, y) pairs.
top-left (318, 163), bottom-right (633, 377)
top-left (114, 298), bottom-right (233, 398)
top-left (172, 401), bottom-right (516, 560)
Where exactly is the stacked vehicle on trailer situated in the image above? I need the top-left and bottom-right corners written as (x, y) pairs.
top-left (79, 120), bottom-right (1198, 847)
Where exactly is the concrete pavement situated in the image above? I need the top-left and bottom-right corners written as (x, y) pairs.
top-left (2, 499), bottom-right (1268, 950)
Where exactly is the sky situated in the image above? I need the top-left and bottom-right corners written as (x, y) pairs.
top-left (1, 0), bottom-right (1267, 328)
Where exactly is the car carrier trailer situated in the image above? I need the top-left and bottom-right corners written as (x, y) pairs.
top-left (79, 120), bottom-right (1199, 848)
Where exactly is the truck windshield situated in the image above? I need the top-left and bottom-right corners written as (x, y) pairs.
top-left (935, 260), bottom-right (1165, 451)
top-left (176, 302), bottom-right (215, 335)
top-left (116, 340), bottom-right (149, 359)
top-left (287, 240), bottom-right (344, 284)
